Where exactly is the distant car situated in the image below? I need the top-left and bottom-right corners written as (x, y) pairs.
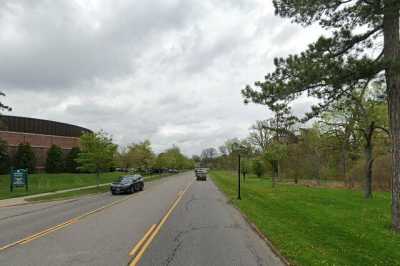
top-left (195, 168), bottom-right (207, 181)
top-left (110, 175), bottom-right (144, 195)
top-left (168, 168), bottom-right (179, 173)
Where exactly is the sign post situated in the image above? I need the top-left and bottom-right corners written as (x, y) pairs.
top-left (10, 168), bottom-right (28, 192)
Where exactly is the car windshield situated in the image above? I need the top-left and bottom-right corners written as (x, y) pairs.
top-left (117, 176), bottom-right (132, 183)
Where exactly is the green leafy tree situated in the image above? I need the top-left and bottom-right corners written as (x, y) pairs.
top-left (0, 138), bottom-right (9, 174)
top-left (125, 140), bottom-right (155, 173)
top-left (14, 143), bottom-right (36, 173)
top-left (264, 142), bottom-right (288, 187)
top-left (154, 146), bottom-right (193, 170)
top-left (45, 145), bottom-right (64, 173)
top-left (242, 0), bottom-right (400, 231)
top-left (75, 131), bottom-right (117, 187)
top-left (252, 159), bottom-right (265, 178)
top-left (65, 147), bottom-right (81, 173)
top-left (322, 84), bottom-right (389, 198)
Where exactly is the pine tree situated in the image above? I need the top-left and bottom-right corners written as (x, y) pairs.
top-left (14, 143), bottom-right (36, 173)
top-left (46, 144), bottom-right (64, 173)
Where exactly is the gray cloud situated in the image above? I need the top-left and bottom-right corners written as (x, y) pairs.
top-left (1, 0), bottom-right (323, 155)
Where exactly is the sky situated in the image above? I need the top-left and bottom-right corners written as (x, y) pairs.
top-left (0, 0), bottom-right (322, 156)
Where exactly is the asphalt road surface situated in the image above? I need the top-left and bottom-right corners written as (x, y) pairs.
top-left (0, 172), bottom-right (284, 266)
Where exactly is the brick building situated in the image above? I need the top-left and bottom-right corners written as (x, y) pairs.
top-left (0, 115), bottom-right (92, 170)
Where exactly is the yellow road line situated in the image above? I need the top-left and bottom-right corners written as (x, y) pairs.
top-left (21, 219), bottom-right (78, 244)
top-left (0, 193), bottom-right (137, 252)
top-left (129, 224), bottom-right (157, 256)
top-left (129, 181), bottom-right (193, 266)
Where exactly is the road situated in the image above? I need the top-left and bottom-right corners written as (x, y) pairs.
top-left (0, 172), bottom-right (284, 266)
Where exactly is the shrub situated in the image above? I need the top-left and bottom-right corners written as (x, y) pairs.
top-left (65, 147), bottom-right (81, 173)
top-left (14, 143), bottom-right (36, 173)
top-left (46, 144), bottom-right (64, 173)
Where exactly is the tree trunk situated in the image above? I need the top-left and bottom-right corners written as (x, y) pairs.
top-left (277, 160), bottom-right (281, 180)
top-left (384, 0), bottom-right (400, 231)
top-left (364, 141), bottom-right (374, 199)
top-left (341, 143), bottom-right (348, 186)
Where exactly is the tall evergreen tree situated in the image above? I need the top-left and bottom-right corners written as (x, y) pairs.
top-left (45, 144), bottom-right (64, 173)
top-left (242, 0), bottom-right (400, 231)
top-left (14, 143), bottom-right (36, 173)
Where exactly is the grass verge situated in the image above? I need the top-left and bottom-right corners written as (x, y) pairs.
top-left (210, 170), bottom-right (400, 266)
top-left (0, 172), bottom-right (123, 200)
top-left (27, 186), bottom-right (110, 202)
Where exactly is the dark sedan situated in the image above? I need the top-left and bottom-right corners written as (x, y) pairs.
top-left (110, 175), bottom-right (144, 195)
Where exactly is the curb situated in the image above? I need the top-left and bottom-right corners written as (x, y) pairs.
top-left (0, 202), bottom-right (30, 208)
top-left (209, 176), bottom-right (291, 266)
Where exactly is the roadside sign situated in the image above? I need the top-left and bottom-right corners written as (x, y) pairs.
top-left (10, 169), bottom-right (28, 192)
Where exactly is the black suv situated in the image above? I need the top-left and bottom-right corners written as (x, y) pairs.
top-left (110, 175), bottom-right (144, 195)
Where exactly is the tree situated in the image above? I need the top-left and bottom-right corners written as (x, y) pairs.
top-left (14, 143), bottom-right (36, 173)
top-left (125, 140), bottom-right (155, 173)
top-left (75, 131), bottom-right (117, 187)
top-left (248, 120), bottom-right (272, 152)
top-left (45, 145), bottom-right (64, 173)
top-left (322, 84), bottom-right (389, 197)
top-left (201, 147), bottom-right (218, 167)
top-left (264, 142), bottom-right (288, 187)
top-left (154, 146), bottom-right (192, 170)
top-left (0, 138), bottom-right (9, 174)
top-left (65, 147), bottom-right (81, 173)
top-left (242, 0), bottom-right (400, 231)
top-left (298, 127), bottom-right (324, 185)
top-left (252, 159), bottom-right (265, 178)
top-left (191, 155), bottom-right (201, 163)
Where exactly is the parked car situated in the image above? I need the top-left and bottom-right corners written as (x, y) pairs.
top-left (110, 175), bottom-right (144, 195)
top-left (168, 168), bottom-right (179, 173)
top-left (195, 168), bottom-right (208, 181)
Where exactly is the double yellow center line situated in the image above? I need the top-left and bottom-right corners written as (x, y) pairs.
top-left (0, 193), bottom-right (137, 252)
top-left (128, 181), bottom-right (193, 266)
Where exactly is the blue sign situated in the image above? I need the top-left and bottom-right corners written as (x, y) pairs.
top-left (10, 169), bottom-right (28, 192)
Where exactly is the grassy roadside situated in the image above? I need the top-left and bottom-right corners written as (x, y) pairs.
top-left (27, 186), bottom-right (111, 202)
top-left (0, 172), bottom-right (124, 200)
top-left (210, 170), bottom-right (400, 266)
top-left (26, 173), bottom-right (175, 202)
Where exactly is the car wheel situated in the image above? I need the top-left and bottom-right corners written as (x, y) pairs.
top-left (130, 185), bottom-right (135, 194)
top-left (139, 182), bottom-right (144, 191)
top-left (134, 183), bottom-right (141, 192)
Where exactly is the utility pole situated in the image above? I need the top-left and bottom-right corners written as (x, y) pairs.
top-left (238, 153), bottom-right (241, 200)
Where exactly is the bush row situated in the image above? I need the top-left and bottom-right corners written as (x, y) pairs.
top-left (0, 139), bottom-right (80, 174)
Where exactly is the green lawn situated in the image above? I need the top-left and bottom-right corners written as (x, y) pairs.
top-left (210, 171), bottom-right (400, 266)
top-left (0, 172), bottom-right (124, 200)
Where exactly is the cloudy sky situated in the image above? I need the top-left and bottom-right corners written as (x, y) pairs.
top-left (0, 0), bottom-right (322, 156)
